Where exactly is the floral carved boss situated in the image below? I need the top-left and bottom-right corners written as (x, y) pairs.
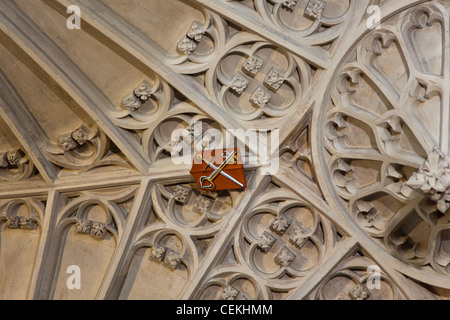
top-left (316, 2), bottom-right (450, 277)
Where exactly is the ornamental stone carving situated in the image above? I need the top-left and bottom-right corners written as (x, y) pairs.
top-left (0, 199), bottom-right (43, 233)
top-left (230, 73), bottom-right (249, 95)
top-left (122, 80), bottom-right (154, 111)
top-left (7, 216), bottom-right (36, 230)
top-left (316, 2), bottom-right (450, 280)
top-left (220, 286), bottom-right (239, 300)
top-left (170, 11), bottom-right (314, 128)
top-left (149, 245), bottom-right (167, 261)
top-left (75, 219), bottom-right (110, 240)
top-left (305, 0), bottom-right (327, 19)
top-left (282, 0), bottom-right (298, 10)
top-left (311, 249), bottom-right (404, 300)
top-left (243, 56), bottom-right (264, 76)
top-left (148, 243), bottom-right (182, 271)
top-left (0, 0), bottom-right (448, 301)
top-left (178, 21), bottom-right (206, 55)
top-left (58, 125), bottom-right (97, 152)
top-left (271, 214), bottom-right (291, 234)
top-left (405, 148), bottom-right (450, 213)
top-left (0, 150), bottom-right (35, 182)
top-left (274, 246), bottom-right (296, 267)
top-left (349, 284), bottom-right (371, 301)
top-left (257, 231), bottom-right (277, 252)
top-left (250, 87), bottom-right (272, 109)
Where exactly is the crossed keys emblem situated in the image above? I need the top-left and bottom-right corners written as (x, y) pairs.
top-left (194, 150), bottom-right (245, 191)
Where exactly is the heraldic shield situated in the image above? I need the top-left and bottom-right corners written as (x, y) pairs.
top-left (190, 148), bottom-right (247, 191)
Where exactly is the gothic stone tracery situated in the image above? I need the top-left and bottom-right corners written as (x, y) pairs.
top-left (0, 0), bottom-right (448, 301)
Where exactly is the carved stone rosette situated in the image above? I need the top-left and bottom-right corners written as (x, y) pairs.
top-left (0, 199), bottom-right (43, 231)
top-left (194, 182), bottom-right (344, 299)
top-left (222, 0), bottom-right (352, 50)
top-left (170, 10), bottom-right (313, 129)
top-left (0, 0), bottom-right (449, 301)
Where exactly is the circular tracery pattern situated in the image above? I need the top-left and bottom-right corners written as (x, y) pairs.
top-left (317, 2), bottom-right (450, 277)
top-left (238, 195), bottom-right (330, 282)
top-left (218, 44), bottom-right (300, 120)
top-left (242, 204), bottom-right (324, 277)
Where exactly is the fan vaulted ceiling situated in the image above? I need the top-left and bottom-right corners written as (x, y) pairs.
top-left (0, 0), bottom-right (449, 300)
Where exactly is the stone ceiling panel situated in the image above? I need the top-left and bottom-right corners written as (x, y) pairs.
top-left (0, 0), bottom-right (448, 301)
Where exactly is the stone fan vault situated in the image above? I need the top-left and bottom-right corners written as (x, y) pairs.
top-left (0, 0), bottom-right (449, 300)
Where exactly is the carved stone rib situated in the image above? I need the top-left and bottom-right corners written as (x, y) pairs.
top-left (0, 0), bottom-right (150, 173)
top-left (0, 69), bottom-right (58, 184)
